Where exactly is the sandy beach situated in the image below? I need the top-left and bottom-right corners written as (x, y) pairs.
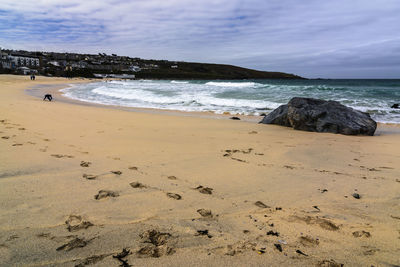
top-left (0, 74), bottom-right (399, 266)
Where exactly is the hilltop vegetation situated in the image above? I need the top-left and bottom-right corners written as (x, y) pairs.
top-left (0, 49), bottom-right (303, 79)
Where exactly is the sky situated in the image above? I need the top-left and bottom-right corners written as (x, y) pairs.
top-left (0, 0), bottom-right (400, 78)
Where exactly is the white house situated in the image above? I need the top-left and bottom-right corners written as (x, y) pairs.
top-left (129, 65), bottom-right (141, 72)
top-left (9, 54), bottom-right (40, 68)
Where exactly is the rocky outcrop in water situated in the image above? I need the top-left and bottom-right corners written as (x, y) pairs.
top-left (260, 97), bottom-right (377, 136)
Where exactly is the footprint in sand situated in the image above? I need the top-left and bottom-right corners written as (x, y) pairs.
top-left (6, 235), bottom-right (19, 241)
top-left (254, 201), bottom-right (270, 208)
top-left (290, 215), bottom-right (340, 231)
top-left (83, 174), bottom-right (97, 180)
top-left (137, 230), bottom-right (175, 258)
top-left (51, 154), bottom-right (74, 158)
top-left (80, 161), bottom-right (91, 167)
top-left (130, 182), bottom-right (147, 188)
top-left (352, 231), bottom-right (371, 238)
top-left (166, 193), bottom-right (182, 200)
top-left (56, 237), bottom-right (92, 251)
top-left (299, 236), bottom-right (320, 247)
top-left (76, 254), bottom-right (110, 267)
top-left (94, 190), bottom-right (119, 200)
top-left (317, 259), bottom-right (343, 267)
top-left (197, 209), bottom-right (213, 218)
top-left (283, 165), bottom-right (295, 169)
top-left (194, 185), bottom-right (213, 195)
top-left (65, 215), bottom-right (94, 232)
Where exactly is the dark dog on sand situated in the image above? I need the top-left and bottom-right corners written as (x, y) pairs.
top-left (43, 94), bottom-right (53, 101)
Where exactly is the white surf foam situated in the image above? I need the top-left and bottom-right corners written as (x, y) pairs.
top-left (205, 81), bottom-right (261, 88)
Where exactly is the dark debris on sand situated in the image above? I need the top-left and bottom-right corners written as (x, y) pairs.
top-left (195, 230), bottom-right (213, 238)
top-left (113, 248), bottom-right (132, 267)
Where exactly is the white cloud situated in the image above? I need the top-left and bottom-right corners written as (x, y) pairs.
top-left (1, 0), bottom-right (400, 77)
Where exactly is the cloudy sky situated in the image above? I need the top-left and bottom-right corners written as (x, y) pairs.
top-left (1, 0), bottom-right (399, 78)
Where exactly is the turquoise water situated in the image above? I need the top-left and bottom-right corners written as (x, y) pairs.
top-left (62, 79), bottom-right (400, 123)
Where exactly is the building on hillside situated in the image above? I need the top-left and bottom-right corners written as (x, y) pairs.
top-left (129, 65), bottom-right (142, 72)
top-left (0, 50), bottom-right (11, 69)
top-left (9, 54), bottom-right (40, 68)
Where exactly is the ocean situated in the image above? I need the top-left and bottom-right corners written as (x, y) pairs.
top-left (61, 79), bottom-right (400, 124)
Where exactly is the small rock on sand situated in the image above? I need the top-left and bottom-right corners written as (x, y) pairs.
top-left (111, 170), bottom-right (122, 175)
top-left (352, 193), bottom-right (361, 199)
top-left (267, 230), bottom-right (279, 236)
top-left (230, 117), bottom-right (240, 120)
top-left (274, 243), bottom-right (283, 252)
top-left (195, 230), bottom-right (212, 238)
top-left (94, 190), bottom-right (119, 200)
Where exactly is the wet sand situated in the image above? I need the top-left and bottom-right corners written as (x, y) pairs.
top-left (0, 74), bottom-right (399, 266)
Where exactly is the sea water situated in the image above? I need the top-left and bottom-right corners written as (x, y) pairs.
top-left (61, 79), bottom-right (400, 124)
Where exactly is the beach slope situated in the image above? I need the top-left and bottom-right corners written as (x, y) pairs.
top-left (0, 75), bottom-right (399, 266)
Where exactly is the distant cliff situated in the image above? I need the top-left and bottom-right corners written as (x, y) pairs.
top-left (0, 49), bottom-right (303, 79)
top-left (134, 61), bottom-right (303, 80)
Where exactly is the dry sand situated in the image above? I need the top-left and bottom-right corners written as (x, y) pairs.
top-left (0, 74), bottom-right (399, 267)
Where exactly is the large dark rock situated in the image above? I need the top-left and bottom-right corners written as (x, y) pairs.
top-left (260, 97), bottom-right (377, 136)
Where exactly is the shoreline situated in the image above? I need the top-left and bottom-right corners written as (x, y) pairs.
top-left (25, 80), bottom-right (263, 123)
top-left (25, 77), bottom-right (400, 127)
top-left (1, 74), bottom-right (400, 266)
